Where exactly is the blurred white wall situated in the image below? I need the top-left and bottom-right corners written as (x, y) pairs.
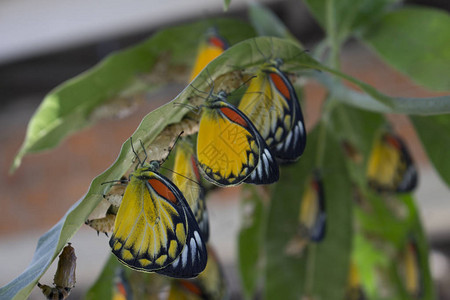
top-left (0, 0), bottom-right (258, 64)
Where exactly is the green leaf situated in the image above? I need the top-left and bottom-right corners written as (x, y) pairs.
top-left (264, 127), bottom-right (352, 300)
top-left (411, 114), bottom-right (450, 186)
top-left (238, 185), bottom-right (267, 299)
top-left (223, 0), bottom-right (231, 11)
top-left (304, 0), bottom-right (398, 42)
top-left (11, 18), bottom-right (256, 172)
top-left (0, 36), bottom-right (326, 300)
top-left (312, 72), bottom-right (450, 115)
top-left (354, 194), bottom-right (435, 300)
top-left (328, 102), bottom-right (385, 190)
top-left (361, 6), bottom-right (450, 91)
top-left (248, 3), bottom-right (300, 44)
top-left (84, 255), bottom-right (121, 300)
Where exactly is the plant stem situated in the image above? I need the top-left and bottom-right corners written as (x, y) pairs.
top-left (326, 0), bottom-right (340, 70)
top-left (304, 243), bottom-right (318, 296)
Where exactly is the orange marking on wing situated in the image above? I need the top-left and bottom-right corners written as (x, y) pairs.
top-left (180, 280), bottom-right (203, 296)
top-left (384, 134), bottom-right (401, 150)
top-left (209, 36), bottom-right (226, 49)
top-left (148, 178), bottom-right (177, 204)
top-left (270, 72), bottom-right (290, 100)
top-left (220, 107), bottom-right (248, 128)
top-left (191, 156), bottom-right (201, 181)
top-left (117, 282), bottom-right (127, 296)
top-left (312, 180), bottom-right (320, 192)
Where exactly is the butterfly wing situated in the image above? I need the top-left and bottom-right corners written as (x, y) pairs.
top-left (367, 133), bottom-right (417, 193)
top-left (238, 64), bottom-right (306, 162)
top-left (189, 29), bottom-right (228, 81)
top-left (173, 140), bottom-right (209, 242)
top-left (403, 238), bottom-right (423, 298)
top-left (197, 100), bottom-right (279, 186)
top-left (109, 169), bottom-right (188, 272)
top-left (299, 174), bottom-right (326, 242)
top-left (155, 201), bottom-right (208, 278)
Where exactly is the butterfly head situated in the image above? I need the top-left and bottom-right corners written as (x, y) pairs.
top-left (206, 90), bottom-right (228, 107)
top-left (273, 57), bottom-right (284, 68)
top-left (217, 90), bottom-right (228, 101)
top-left (148, 160), bottom-right (161, 171)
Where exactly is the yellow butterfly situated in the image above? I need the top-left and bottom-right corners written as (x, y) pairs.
top-left (286, 171), bottom-right (326, 255)
top-left (401, 238), bottom-right (423, 299)
top-left (38, 243), bottom-right (77, 300)
top-left (346, 261), bottom-right (366, 300)
top-left (172, 138), bottom-right (209, 241)
top-left (189, 28), bottom-right (228, 81)
top-left (168, 246), bottom-right (227, 300)
top-left (109, 139), bottom-right (207, 278)
top-left (112, 268), bottom-right (132, 300)
top-left (238, 59), bottom-right (306, 162)
top-left (197, 90), bottom-right (279, 186)
top-left (298, 171), bottom-right (326, 242)
top-left (366, 132), bottom-right (417, 193)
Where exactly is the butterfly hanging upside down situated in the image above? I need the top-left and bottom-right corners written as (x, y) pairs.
top-left (238, 57), bottom-right (306, 162)
top-left (172, 138), bottom-right (209, 242)
top-left (285, 171), bottom-right (326, 256)
top-left (109, 138), bottom-right (207, 278)
top-left (366, 132), bottom-right (417, 193)
top-left (196, 89), bottom-right (279, 187)
top-left (401, 237), bottom-right (423, 299)
top-left (189, 27), bottom-right (229, 82)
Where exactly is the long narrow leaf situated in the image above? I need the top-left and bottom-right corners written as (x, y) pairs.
top-left (264, 128), bottom-right (352, 300)
top-left (11, 19), bottom-right (256, 173)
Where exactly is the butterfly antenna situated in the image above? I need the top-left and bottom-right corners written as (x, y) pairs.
top-left (161, 131), bottom-right (184, 165)
top-left (292, 49), bottom-right (310, 61)
top-left (129, 137), bottom-right (142, 167)
top-left (160, 166), bottom-right (202, 187)
top-left (101, 179), bottom-right (128, 185)
top-left (173, 102), bottom-right (201, 114)
top-left (242, 74), bottom-right (257, 87)
top-left (189, 83), bottom-right (210, 99)
top-left (270, 37), bottom-right (278, 60)
top-left (139, 140), bottom-right (148, 164)
top-left (254, 38), bottom-right (269, 62)
top-left (205, 68), bottom-right (217, 100)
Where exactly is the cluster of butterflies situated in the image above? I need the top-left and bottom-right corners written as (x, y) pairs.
top-left (84, 27), bottom-right (308, 280)
top-left (85, 28), bottom-right (419, 290)
top-left (343, 132), bottom-right (420, 300)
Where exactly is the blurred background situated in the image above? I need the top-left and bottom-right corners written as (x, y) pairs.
top-left (0, 0), bottom-right (449, 299)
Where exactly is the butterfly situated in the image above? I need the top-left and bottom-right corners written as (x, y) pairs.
top-left (401, 238), bottom-right (423, 299)
top-left (346, 261), bottom-right (367, 300)
top-left (298, 171), bottom-right (326, 242)
top-left (238, 58), bottom-right (306, 162)
top-left (196, 90), bottom-right (279, 187)
top-left (38, 243), bottom-right (77, 300)
top-left (168, 246), bottom-right (227, 300)
top-left (112, 268), bottom-right (132, 300)
top-left (366, 132), bottom-right (417, 193)
top-left (172, 138), bottom-right (209, 241)
top-left (109, 138), bottom-right (207, 278)
top-left (189, 28), bottom-right (229, 81)
top-left (285, 171), bottom-right (326, 255)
